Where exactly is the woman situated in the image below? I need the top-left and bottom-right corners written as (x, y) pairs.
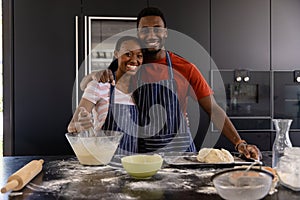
top-left (67, 36), bottom-right (143, 155)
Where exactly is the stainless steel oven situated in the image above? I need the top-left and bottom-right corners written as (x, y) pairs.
top-left (274, 70), bottom-right (300, 130)
top-left (212, 70), bottom-right (272, 132)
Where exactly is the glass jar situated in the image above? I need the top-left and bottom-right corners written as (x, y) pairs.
top-left (276, 147), bottom-right (300, 191)
top-left (272, 119), bottom-right (293, 168)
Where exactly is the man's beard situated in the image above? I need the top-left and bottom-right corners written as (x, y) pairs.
top-left (142, 48), bottom-right (161, 55)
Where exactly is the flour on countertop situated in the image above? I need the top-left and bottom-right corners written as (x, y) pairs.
top-left (24, 157), bottom-right (221, 199)
top-left (196, 186), bottom-right (217, 194)
top-left (125, 167), bottom-right (218, 194)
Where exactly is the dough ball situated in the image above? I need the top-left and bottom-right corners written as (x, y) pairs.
top-left (220, 148), bottom-right (235, 163)
top-left (196, 148), bottom-right (234, 163)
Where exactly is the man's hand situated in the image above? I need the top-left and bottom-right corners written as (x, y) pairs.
top-left (80, 69), bottom-right (115, 91)
top-left (237, 142), bottom-right (262, 160)
top-left (92, 69), bottom-right (115, 85)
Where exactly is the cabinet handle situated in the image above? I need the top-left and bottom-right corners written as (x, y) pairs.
top-left (75, 16), bottom-right (79, 107)
top-left (84, 16), bottom-right (88, 76)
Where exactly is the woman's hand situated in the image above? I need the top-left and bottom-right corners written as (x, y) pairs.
top-left (75, 107), bottom-right (93, 132)
top-left (67, 120), bottom-right (77, 133)
top-left (67, 107), bottom-right (93, 133)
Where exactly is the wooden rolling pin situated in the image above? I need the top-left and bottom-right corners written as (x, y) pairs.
top-left (1, 159), bottom-right (44, 193)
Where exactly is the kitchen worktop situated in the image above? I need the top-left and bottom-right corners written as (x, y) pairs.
top-left (0, 152), bottom-right (299, 200)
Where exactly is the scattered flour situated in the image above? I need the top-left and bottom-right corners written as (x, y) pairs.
top-left (196, 186), bottom-right (217, 194)
top-left (128, 182), bottom-right (162, 190)
top-left (22, 157), bottom-right (223, 199)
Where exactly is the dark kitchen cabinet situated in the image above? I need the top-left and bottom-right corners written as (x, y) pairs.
top-left (211, 0), bottom-right (270, 70)
top-left (82, 0), bottom-right (147, 16)
top-left (271, 131), bottom-right (300, 147)
top-left (215, 132), bottom-right (272, 152)
top-left (4, 0), bottom-right (81, 155)
top-left (272, 0), bottom-right (300, 70)
top-left (289, 132), bottom-right (300, 147)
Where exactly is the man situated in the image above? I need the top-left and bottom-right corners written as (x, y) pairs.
top-left (80, 7), bottom-right (261, 160)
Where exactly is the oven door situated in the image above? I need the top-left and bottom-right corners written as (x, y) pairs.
top-left (274, 71), bottom-right (300, 130)
top-left (212, 70), bottom-right (271, 131)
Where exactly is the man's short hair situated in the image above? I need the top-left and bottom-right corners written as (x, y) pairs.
top-left (137, 7), bottom-right (167, 28)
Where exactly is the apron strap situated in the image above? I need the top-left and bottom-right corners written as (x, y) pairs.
top-left (165, 51), bottom-right (174, 79)
top-left (137, 51), bottom-right (175, 85)
top-left (109, 73), bottom-right (116, 104)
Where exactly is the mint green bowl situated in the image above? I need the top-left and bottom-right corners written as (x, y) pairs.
top-left (121, 154), bottom-right (163, 179)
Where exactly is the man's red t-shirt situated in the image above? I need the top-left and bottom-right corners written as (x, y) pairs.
top-left (133, 51), bottom-right (213, 112)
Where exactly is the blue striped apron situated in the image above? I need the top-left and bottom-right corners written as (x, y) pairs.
top-left (133, 52), bottom-right (196, 153)
top-left (101, 84), bottom-right (139, 155)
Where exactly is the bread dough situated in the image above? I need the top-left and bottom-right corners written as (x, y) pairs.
top-left (196, 148), bottom-right (234, 163)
